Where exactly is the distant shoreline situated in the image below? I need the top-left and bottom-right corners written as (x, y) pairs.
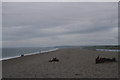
top-left (2, 47), bottom-right (119, 61)
top-left (96, 49), bottom-right (120, 52)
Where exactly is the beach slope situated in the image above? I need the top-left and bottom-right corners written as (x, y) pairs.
top-left (2, 48), bottom-right (118, 78)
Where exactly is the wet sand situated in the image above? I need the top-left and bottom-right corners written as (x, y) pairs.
top-left (2, 48), bottom-right (118, 78)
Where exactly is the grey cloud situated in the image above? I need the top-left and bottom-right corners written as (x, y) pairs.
top-left (2, 2), bottom-right (118, 47)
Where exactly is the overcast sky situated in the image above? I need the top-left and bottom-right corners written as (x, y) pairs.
top-left (2, 2), bottom-right (118, 47)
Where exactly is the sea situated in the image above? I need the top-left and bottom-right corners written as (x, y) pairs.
top-left (96, 49), bottom-right (120, 52)
top-left (2, 47), bottom-right (58, 60)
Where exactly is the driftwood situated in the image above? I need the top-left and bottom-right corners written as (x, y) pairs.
top-left (20, 54), bottom-right (24, 57)
top-left (49, 57), bottom-right (59, 62)
top-left (95, 56), bottom-right (117, 64)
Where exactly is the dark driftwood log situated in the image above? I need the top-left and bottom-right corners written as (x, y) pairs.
top-left (49, 58), bottom-right (59, 62)
top-left (96, 56), bottom-right (117, 64)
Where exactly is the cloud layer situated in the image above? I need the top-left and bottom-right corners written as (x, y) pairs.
top-left (3, 2), bottom-right (118, 47)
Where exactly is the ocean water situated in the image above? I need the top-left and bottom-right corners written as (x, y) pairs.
top-left (2, 47), bottom-right (58, 60)
top-left (96, 49), bottom-right (120, 52)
